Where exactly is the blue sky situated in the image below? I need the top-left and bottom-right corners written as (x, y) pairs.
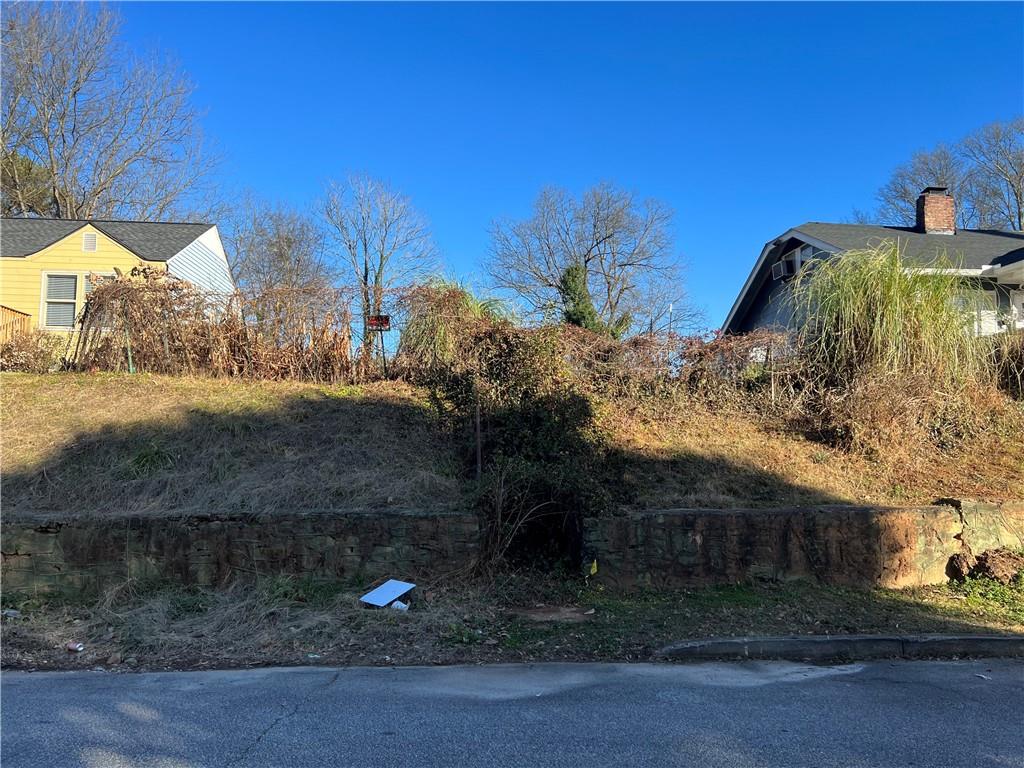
top-left (118, 1), bottom-right (1023, 326)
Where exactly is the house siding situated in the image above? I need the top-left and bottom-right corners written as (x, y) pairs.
top-left (732, 245), bottom-right (1021, 336)
top-left (0, 224), bottom-right (164, 330)
top-left (737, 274), bottom-right (795, 333)
top-left (166, 226), bottom-right (235, 296)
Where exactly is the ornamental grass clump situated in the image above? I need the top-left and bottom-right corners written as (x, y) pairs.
top-left (789, 241), bottom-right (992, 391)
top-left (396, 280), bottom-right (508, 377)
top-left (787, 240), bottom-right (1004, 453)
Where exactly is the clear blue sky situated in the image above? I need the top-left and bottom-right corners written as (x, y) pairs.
top-left (118, 2), bottom-right (1023, 327)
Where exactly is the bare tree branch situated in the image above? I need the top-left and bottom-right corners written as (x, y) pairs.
top-left (487, 182), bottom-right (692, 334)
top-left (871, 118), bottom-right (1024, 231)
top-left (223, 196), bottom-right (338, 341)
top-left (1, 3), bottom-right (218, 220)
top-left (321, 174), bottom-right (437, 361)
top-left (960, 118), bottom-right (1024, 231)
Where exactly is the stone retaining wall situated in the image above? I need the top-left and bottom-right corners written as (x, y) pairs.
top-left (1, 511), bottom-right (480, 595)
top-left (4, 501), bottom-right (1022, 595)
top-left (584, 501), bottom-right (1024, 589)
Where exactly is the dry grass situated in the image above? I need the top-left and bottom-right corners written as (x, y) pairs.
top-left (602, 397), bottom-right (1024, 508)
top-left (1, 373), bottom-right (464, 518)
top-left (3, 573), bottom-right (1020, 672)
top-left (3, 373), bottom-right (1021, 519)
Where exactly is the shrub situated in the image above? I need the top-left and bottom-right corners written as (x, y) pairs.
top-left (789, 242), bottom-right (991, 390)
top-left (994, 330), bottom-right (1024, 399)
top-left (421, 318), bottom-right (608, 568)
top-left (786, 241), bottom-right (1002, 452)
top-left (558, 263), bottom-right (630, 338)
top-left (0, 330), bottom-right (65, 373)
top-left (70, 267), bottom-right (355, 382)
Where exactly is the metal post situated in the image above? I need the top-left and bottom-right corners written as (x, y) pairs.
top-left (475, 396), bottom-right (483, 483)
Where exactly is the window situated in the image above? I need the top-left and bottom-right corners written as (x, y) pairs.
top-left (772, 253), bottom-right (797, 280)
top-left (84, 273), bottom-right (114, 297)
top-left (83, 273), bottom-right (115, 327)
top-left (82, 232), bottom-right (97, 252)
top-left (44, 274), bottom-right (78, 328)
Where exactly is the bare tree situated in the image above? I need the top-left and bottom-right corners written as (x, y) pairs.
top-left (960, 118), bottom-right (1024, 231)
top-left (488, 183), bottom-right (689, 335)
top-left (321, 174), bottom-right (436, 361)
top-left (872, 118), bottom-right (1024, 231)
top-left (226, 198), bottom-right (337, 339)
top-left (228, 200), bottom-right (333, 297)
top-left (1, 3), bottom-right (217, 220)
top-left (874, 145), bottom-right (972, 228)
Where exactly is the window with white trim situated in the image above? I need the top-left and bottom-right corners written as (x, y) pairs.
top-left (44, 274), bottom-right (78, 328)
top-left (84, 273), bottom-right (114, 297)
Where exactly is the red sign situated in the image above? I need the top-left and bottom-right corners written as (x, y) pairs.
top-left (366, 315), bottom-right (391, 332)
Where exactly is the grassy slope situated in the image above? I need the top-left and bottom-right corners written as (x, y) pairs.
top-left (1, 373), bottom-right (464, 517)
top-left (2, 373), bottom-right (1022, 518)
top-left (603, 398), bottom-right (1024, 508)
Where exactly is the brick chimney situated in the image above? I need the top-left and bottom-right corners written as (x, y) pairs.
top-left (915, 186), bottom-right (955, 234)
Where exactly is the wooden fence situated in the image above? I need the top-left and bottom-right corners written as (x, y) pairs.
top-left (0, 306), bottom-right (31, 343)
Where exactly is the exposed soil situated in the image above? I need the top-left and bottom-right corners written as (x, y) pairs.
top-left (971, 548), bottom-right (1024, 585)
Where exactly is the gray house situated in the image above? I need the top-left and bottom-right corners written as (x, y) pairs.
top-left (723, 187), bottom-right (1024, 336)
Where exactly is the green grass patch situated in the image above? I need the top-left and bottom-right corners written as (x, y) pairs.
top-left (946, 576), bottom-right (1024, 624)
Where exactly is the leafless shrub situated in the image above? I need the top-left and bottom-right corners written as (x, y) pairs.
top-left (70, 268), bottom-right (354, 383)
top-left (995, 331), bottom-right (1024, 400)
top-left (0, 330), bottom-right (64, 373)
top-left (554, 326), bottom-right (789, 406)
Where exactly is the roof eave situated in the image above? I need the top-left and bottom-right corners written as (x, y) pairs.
top-left (721, 227), bottom-right (841, 334)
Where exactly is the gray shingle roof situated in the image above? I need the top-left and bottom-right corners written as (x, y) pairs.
top-left (793, 222), bottom-right (1024, 269)
top-left (0, 218), bottom-right (212, 261)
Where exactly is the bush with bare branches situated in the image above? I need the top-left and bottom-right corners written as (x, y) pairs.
top-left (995, 331), bottom-right (1024, 401)
top-left (0, 330), bottom-right (64, 373)
top-left (70, 268), bottom-right (354, 383)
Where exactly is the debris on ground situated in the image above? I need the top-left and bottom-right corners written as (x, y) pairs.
top-left (969, 548), bottom-right (1024, 586)
top-left (947, 551), bottom-right (976, 582)
top-left (509, 606), bottom-right (595, 623)
top-left (360, 579), bottom-right (416, 609)
top-left (3, 576), bottom-right (1020, 673)
top-left (65, 642), bottom-right (85, 653)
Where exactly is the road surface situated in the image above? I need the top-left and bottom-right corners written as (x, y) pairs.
top-left (2, 660), bottom-right (1022, 767)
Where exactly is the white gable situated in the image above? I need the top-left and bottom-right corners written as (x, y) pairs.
top-left (166, 226), bottom-right (236, 296)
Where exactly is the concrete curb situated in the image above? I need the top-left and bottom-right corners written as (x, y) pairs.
top-left (657, 634), bottom-right (1024, 662)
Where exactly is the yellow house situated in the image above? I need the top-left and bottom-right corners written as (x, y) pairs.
top-left (0, 218), bottom-right (235, 336)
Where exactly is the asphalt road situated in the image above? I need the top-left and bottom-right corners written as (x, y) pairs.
top-left (2, 660), bottom-right (1022, 767)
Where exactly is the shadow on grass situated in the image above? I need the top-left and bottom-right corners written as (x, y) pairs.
top-left (2, 375), bottom-right (1018, 647)
top-left (3, 386), bottom-right (465, 517)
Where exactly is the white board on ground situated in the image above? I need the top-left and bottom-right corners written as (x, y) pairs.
top-left (360, 579), bottom-right (416, 608)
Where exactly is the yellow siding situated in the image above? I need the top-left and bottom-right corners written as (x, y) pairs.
top-left (0, 224), bottom-right (164, 330)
